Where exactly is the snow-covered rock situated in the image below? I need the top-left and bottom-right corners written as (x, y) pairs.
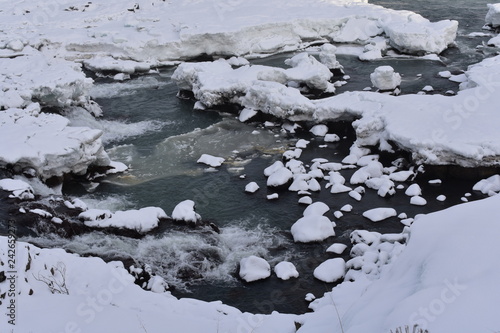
top-left (362, 207), bottom-right (397, 222)
top-left (267, 166), bottom-right (293, 187)
top-left (310, 124), bottom-right (329, 137)
top-left (405, 183), bottom-right (422, 196)
top-left (245, 182), bottom-right (260, 193)
top-left (313, 258), bottom-right (346, 283)
top-left (410, 195), bottom-right (427, 206)
top-left (274, 261), bottom-right (299, 280)
top-left (370, 66), bottom-right (401, 91)
top-left (171, 200), bottom-right (201, 224)
top-left (80, 207), bottom-right (168, 233)
top-left (197, 154), bottom-right (225, 167)
top-left (239, 255), bottom-right (271, 282)
top-left (0, 178), bottom-right (35, 200)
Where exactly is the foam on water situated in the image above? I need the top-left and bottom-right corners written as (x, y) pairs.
top-left (21, 218), bottom-right (290, 290)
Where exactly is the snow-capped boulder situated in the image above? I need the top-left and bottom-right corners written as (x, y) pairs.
top-left (362, 208), bottom-right (397, 222)
top-left (370, 66), bottom-right (401, 91)
top-left (486, 3), bottom-right (500, 28)
top-left (274, 261), bottom-right (299, 280)
top-left (171, 200), bottom-right (201, 224)
top-left (239, 255), bottom-right (271, 282)
top-left (80, 207), bottom-right (168, 233)
top-left (313, 258), bottom-right (346, 283)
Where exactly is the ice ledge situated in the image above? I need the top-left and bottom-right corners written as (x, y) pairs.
top-left (0, 104), bottom-right (110, 180)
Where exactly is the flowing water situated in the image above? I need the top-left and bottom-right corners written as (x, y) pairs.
top-left (1, 0), bottom-right (497, 314)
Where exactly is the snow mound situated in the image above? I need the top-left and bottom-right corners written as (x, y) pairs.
top-left (274, 261), bottom-right (299, 280)
top-left (80, 207), bottom-right (168, 233)
top-left (473, 174), bottom-right (500, 196)
top-left (313, 258), bottom-right (346, 283)
top-left (245, 182), bottom-right (260, 193)
top-left (362, 207), bottom-right (397, 222)
top-left (370, 66), bottom-right (401, 91)
top-left (291, 202), bottom-right (335, 243)
top-left (239, 255), bottom-right (271, 282)
top-left (171, 200), bottom-right (201, 224)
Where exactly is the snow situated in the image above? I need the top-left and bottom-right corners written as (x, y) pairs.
top-left (291, 204), bottom-right (335, 243)
top-left (405, 183), bottom-right (422, 196)
top-left (171, 200), bottom-right (201, 224)
top-left (274, 261), bottom-right (299, 280)
top-left (473, 174), bottom-right (500, 195)
top-left (340, 204), bottom-right (353, 212)
top-left (0, 178), bottom-right (34, 200)
top-left (324, 134), bottom-right (341, 142)
top-left (0, 104), bottom-right (110, 180)
top-left (436, 194), bottom-right (447, 201)
top-left (313, 258), bottom-right (346, 283)
top-left (326, 243), bottom-right (348, 254)
top-left (239, 255), bottom-right (271, 282)
top-left (370, 66), bottom-right (401, 90)
top-left (245, 182), bottom-right (260, 193)
top-left (197, 154), bottom-right (225, 167)
top-left (486, 3), bottom-right (500, 27)
top-left (410, 195), bottom-right (428, 206)
top-left (362, 208), bottom-right (397, 222)
top-left (267, 166), bottom-right (293, 187)
top-left (80, 207), bottom-right (168, 233)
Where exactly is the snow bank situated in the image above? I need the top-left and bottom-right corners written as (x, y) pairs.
top-left (0, 239), bottom-right (298, 333)
top-left (0, 178), bottom-right (35, 200)
top-left (0, 47), bottom-right (98, 113)
top-left (0, 104), bottom-right (110, 180)
top-left (370, 66), bottom-right (401, 91)
top-left (80, 206), bottom-right (168, 233)
top-left (0, 0), bottom-right (457, 71)
top-left (302, 193), bottom-right (500, 333)
top-left (274, 261), bottom-right (300, 280)
top-left (313, 258), bottom-right (346, 283)
top-left (473, 174), bottom-right (500, 196)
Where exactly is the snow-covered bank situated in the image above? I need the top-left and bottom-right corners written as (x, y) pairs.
top-left (3, 190), bottom-right (500, 332)
top-left (173, 52), bottom-right (500, 167)
top-left (301, 193), bottom-right (500, 333)
top-left (0, 0), bottom-right (457, 71)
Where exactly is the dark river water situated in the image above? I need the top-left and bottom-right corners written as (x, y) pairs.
top-left (0, 0), bottom-right (497, 314)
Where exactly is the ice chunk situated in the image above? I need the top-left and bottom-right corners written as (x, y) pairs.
top-left (326, 243), bottom-right (348, 254)
top-left (171, 200), bottom-right (201, 224)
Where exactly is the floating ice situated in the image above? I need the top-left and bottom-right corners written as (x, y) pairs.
top-left (197, 154), bottom-right (225, 167)
top-left (370, 66), bottom-right (401, 91)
